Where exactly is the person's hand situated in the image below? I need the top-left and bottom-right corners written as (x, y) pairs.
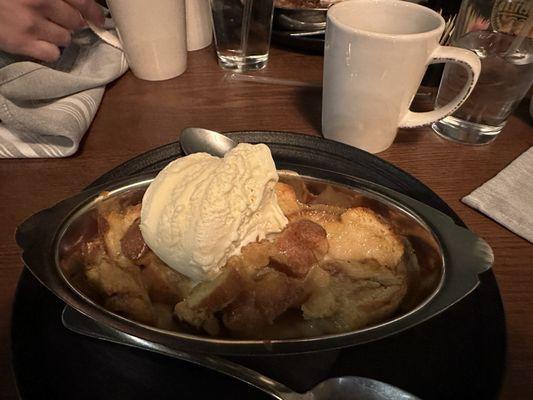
top-left (0, 0), bottom-right (105, 62)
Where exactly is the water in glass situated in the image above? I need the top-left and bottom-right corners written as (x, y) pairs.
top-left (210, 0), bottom-right (275, 71)
top-left (433, 31), bottom-right (533, 144)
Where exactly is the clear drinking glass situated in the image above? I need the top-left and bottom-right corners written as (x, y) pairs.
top-left (432, 0), bottom-right (533, 145)
top-left (210, 0), bottom-right (275, 71)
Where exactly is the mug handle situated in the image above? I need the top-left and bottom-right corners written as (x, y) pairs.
top-left (87, 21), bottom-right (124, 51)
top-left (399, 46), bottom-right (481, 128)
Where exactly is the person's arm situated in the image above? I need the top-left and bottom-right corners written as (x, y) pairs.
top-left (0, 0), bottom-right (105, 62)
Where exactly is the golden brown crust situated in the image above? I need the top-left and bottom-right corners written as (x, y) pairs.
top-left (301, 266), bottom-right (407, 333)
top-left (85, 257), bottom-right (155, 325)
top-left (174, 268), bottom-right (243, 335)
top-left (222, 268), bottom-right (305, 336)
top-left (294, 206), bottom-right (405, 270)
top-left (100, 203), bottom-right (143, 268)
top-left (309, 185), bottom-right (355, 209)
top-left (270, 219), bottom-right (328, 278)
top-left (120, 217), bottom-right (147, 261)
top-left (275, 182), bottom-right (302, 216)
top-left (140, 251), bottom-right (194, 305)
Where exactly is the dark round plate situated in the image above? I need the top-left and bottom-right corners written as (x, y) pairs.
top-left (272, 30), bottom-right (325, 54)
top-left (11, 132), bottom-right (506, 400)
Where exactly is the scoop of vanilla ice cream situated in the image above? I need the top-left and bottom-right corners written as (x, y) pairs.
top-left (140, 143), bottom-right (288, 281)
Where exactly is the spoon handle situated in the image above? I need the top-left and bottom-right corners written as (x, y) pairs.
top-left (61, 306), bottom-right (297, 400)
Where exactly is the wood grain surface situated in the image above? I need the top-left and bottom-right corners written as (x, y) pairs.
top-left (0, 44), bottom-right (532, 399)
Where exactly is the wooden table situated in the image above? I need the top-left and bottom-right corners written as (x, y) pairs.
top-left (1, 45), bottom-right (532, 399)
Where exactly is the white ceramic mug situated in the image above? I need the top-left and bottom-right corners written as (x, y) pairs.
top-left (93, 0), bottom-right (187, 81)
top-left (322, 0), bottom-right (481, 153)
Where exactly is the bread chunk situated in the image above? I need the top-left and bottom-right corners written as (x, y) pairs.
top-left (140, 251), bottom-right (194, 304)
top-left (222, 268), bottom-right (305, 337)
top-left (99, 203), bottom-right (143, 268)
top-left (120, 217), bottom-right (147, 261)
top-left (270, 219), bottom-right (328, 278)
top-left (275, 182), bottom-right (302, 216)
top-left (296, 206), bottom-right (404, 270)
top-left (174, 268), bottom-right (243, 336)
top-left (302, 259), bottom-right (407, 333)
top-left (84, 242), bottom-right (154, 324)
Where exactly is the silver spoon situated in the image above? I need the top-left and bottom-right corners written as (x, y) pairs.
top-left (62, 306), bottom-right (420, 400)
top-left (180, 127), bottom-right (236, 157)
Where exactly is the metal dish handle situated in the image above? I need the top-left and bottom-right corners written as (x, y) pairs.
top-left (378, 186), bottom-right (494, 275)
top-left (16, 198), bottom-right (78, 294)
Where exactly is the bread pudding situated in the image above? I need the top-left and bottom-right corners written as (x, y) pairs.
top-left (63, 179), bottom-right (421, 339)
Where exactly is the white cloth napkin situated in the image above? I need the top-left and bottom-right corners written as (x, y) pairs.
top-left (0, 24), bottom-right (127, 158)
top-left (462, 147), bottom-right (533, 243)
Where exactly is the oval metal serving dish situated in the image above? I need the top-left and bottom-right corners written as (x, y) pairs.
top-left (16, 166), bottom-right (493, 355)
